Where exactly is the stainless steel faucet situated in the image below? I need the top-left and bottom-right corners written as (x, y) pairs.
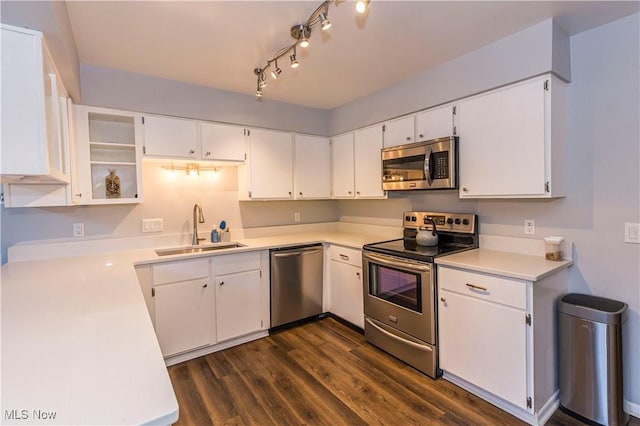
top-left (192, 203), bottom-right (205, 245)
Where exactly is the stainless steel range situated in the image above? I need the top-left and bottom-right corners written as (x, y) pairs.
top-left (362, 211), bottom-right (478, 378)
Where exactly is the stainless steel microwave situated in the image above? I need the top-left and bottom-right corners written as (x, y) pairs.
top-left (381, 137), bottom-right (457, 191)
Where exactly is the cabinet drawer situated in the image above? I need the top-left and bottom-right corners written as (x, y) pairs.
top-left (328, 245), bottom-right (362, 267)
top-left (438, 267), bottom-right (527, 310)
top-left (212, 251), bottom-right (261, 276)
top-left (153, 258), bottom-right (210, 285)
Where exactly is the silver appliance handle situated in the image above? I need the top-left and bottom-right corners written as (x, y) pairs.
top-left (272, 247), bottom-right (322, 258)
top-left (365, 318), bottom-right (433, 352)
top-left (424, 147), bottom-right (433, 186)
top-left (363, 252), bottom-right (431, 273)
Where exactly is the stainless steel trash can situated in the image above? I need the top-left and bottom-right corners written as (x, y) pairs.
top-left (558, 293), bottom-right (628, 426)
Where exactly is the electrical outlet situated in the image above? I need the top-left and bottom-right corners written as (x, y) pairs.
top-left (524, 219), bottom-right (535, 235)
top-left (294, 212), bottom-right (301, 223)
top-left (142, 218), bottom-right (163, 233)
top-left (73, 222), bottom-right (85, 237)
top-left (624, 223), bottom-right (640, 243)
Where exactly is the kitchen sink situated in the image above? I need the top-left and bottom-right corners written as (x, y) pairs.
top-left (155, 242), bottom-right (246, 256)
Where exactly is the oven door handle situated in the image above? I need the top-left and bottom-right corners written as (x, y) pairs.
top-left (363, 252), bottom-right (431, 272)
top-left (424, 147), bottom-right (433, 186)
top-left (365, 318), bottom-right (433, 352)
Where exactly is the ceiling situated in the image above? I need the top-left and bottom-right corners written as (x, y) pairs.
top-left (65, 1), bottom-right (639, 110)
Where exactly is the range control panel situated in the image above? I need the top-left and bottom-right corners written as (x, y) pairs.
top-left (403, 211), bottom-right (476, 234)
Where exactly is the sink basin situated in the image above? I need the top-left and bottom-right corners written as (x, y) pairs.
top-left (155, 242), bottom-right (246, 256)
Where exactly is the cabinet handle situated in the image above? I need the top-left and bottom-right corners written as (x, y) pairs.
top-left (205, 151), bottom-right (211, 156)
top-left (348, 191), bottom-right (352, 195)
top-left (466, 283), bottom-right (488, 292)
top-left (288, 191), bottom-right (292, 196)
top-left (356, 191), bottom-right (360, 195)
top-left (462, 187), bottom-right (469, 192)
top-left (440, 297), bottom-right (446, 302)
top-left (75, 193), bottom-right (82, 197)
top-left (406, 136), bottom-right (411, 141)
top-left (189, 149), bottom-right (195, 154)
top-left (356, 272), bottom-right (361, 278)
top-left (419, 134), bottom-right (424, 138)
top-left (339, 254), bottom-right (350, 261)
top-left (299, 192), bottom-right (303, 196)
top-left (219, 281), bottom-right (224, 286)
top-left (203, 283), bottom-right (208, 288)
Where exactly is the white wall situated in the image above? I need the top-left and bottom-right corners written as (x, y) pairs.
top-left (337, 13), bottom-right (640, 410)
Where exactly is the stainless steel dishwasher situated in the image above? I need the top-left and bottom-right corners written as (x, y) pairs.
top-left (270, 244), bottom-right (323, 329)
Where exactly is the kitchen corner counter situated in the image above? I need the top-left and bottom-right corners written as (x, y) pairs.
top-left (1, 253), bottom-right (179, 426)
top-left (435, 248), bottom-right (573, 282)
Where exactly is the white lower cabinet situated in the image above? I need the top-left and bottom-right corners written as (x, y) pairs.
top-left (152, 258), bottom-right (213, 357)
top-left (437, 265), bottom-right (566, 425)
top-left (213, 251), bottom-right (266, 342)
top-left (151, 251), bottom-right (269, 364)
top-left (327, 245), bottom-right (364, 328)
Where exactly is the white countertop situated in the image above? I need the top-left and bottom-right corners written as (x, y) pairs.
top-left (435, 248), bottom-right (573, 281)
top-left (0, 229), bottom-right (389, 426)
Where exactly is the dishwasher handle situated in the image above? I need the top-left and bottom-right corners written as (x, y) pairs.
top-left (271, 245), bottom-right (323, 258)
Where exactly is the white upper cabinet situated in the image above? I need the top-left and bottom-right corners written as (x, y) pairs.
top-left (1, 24), bottom-right (70, 184)
top-left (238, 128), bottom-right (293, 200)
top-left (331, 133), bottom-right (355, 198)
top-left (142, 114), bottom-right (198, 159)
top-left (383, 116), bottom-right (415, 148)
top-left (354, 124), bottom-right (386, 198)
top-left (73, 105), bottom-right (144, 204)
top-left (415, 104), bottom-right (456, 141)
top-left (294, 134), bottom-right (331, 199)
top-left (458, 74), bottom-right (566, 198)
top-left (199, 122), bottom-right (246, 163)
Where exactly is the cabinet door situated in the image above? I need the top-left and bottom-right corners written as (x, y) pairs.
top-left (329, 260), bottom-right (364, 328)
top-left (1, 25), bottom-right (69, 183)
top-left (354, 125), bottom-right (385, 198)
top-left (331, 133), bottom-right (355, 198)
top-left (247, 128), bottom-right (293, 199)
top-left (294, 134), bottom-right (331, 199)
top-left (415, 105), bottom-right (455, 141)
top-left (154, 278), bottom-right (214, 357)
top-left (383, 115), bottom-right (415, 148)
top-left (216, 270), bottom-right (262, 342)
top-left (458, 78), bottom-right (546, 197)
top-left (143, 115), bottom-right (198, 159)
top-left (73, 105), bottom-right (144, 204)
top-left (200, 122), bottom-right (246, 162)
top-left (439, 289), bottom-right (528, 408)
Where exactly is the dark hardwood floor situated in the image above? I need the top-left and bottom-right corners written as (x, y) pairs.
top-left (168, 317), bottom-right (638, 426)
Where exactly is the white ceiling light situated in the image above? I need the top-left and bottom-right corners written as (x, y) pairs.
top-left (356, 0), bottom-right (369, 14)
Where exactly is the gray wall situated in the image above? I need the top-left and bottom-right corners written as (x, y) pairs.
top-left (328, 19), bottom-right (571, 135)
top-left (337, 13), bottom-right (640, 409)
top-left (80, 63), bottom-right (330, 136)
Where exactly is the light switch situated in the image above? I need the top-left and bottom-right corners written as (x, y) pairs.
top-left (624, 223), bottom-right (640, 244)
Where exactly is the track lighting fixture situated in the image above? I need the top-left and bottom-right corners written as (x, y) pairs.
top-left (254, 0), bottom-right (371, 99)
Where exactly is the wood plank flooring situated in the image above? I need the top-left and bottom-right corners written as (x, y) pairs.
top-left (168, 317), bottom-right (638, 426)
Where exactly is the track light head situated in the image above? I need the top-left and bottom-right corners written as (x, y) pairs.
top-left (356, 0), bottom-right (369, 14)
top-left (291, 24), bottom-right (311, 48)
top-left (270, 60), bottom-right (282, 79)
top-left (319, 12), bottom-right (331, 31)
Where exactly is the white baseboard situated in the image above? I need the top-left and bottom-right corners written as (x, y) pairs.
top-left (443, 372), bottom-right (558, 426)
top-left (625, 399), bottom-right (640, 419)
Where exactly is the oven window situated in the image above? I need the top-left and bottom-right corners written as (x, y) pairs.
top-left (382, 154), bottom-right (426, 182)
top-left (370, 264), bottom-right (422, 312)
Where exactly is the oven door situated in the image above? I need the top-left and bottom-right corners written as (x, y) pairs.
top-left (362, 251), bottom-right (435, 344)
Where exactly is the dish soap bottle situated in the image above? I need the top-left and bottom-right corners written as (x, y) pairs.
top-left (211, 228), bottom-right (219, 243)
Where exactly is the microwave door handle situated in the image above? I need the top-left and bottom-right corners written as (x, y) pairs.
top-left (424, 148), bottom-right (433, 186)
